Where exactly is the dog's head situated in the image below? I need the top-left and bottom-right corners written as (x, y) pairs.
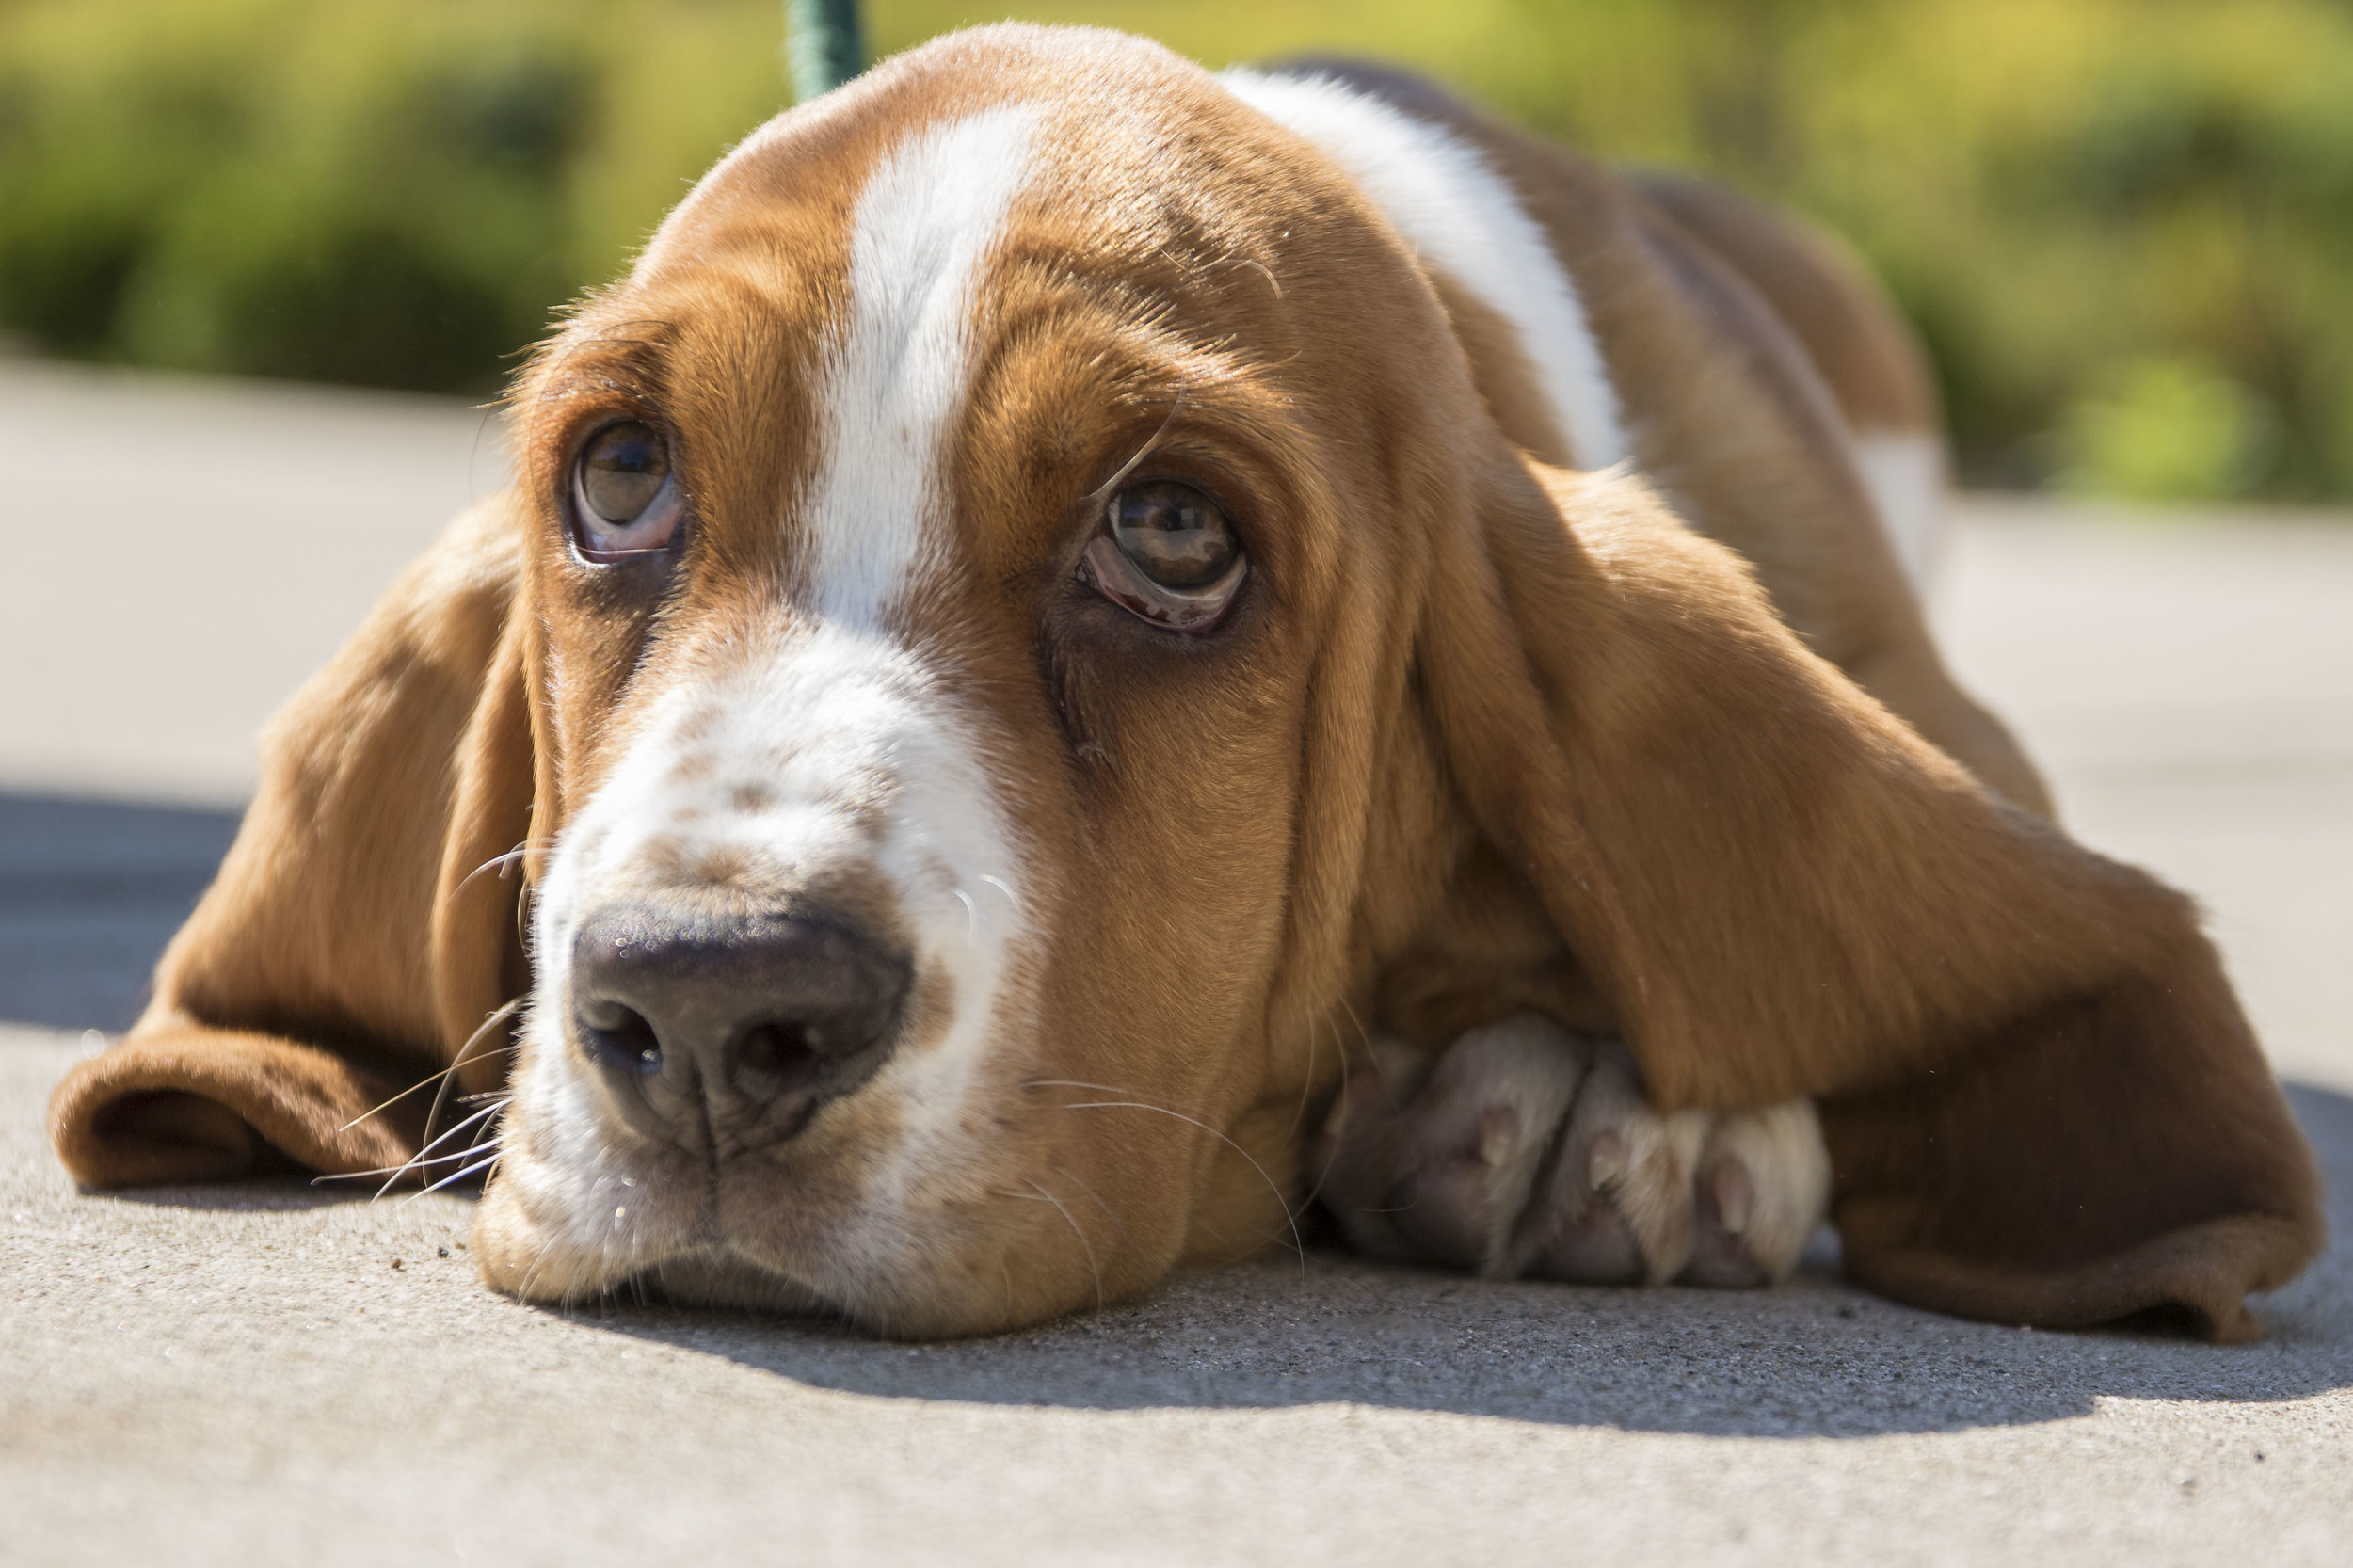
top-left (472, 27), bottom-right (1530, 1327)
top-left (54, 24), bottom-right (2319, 1341)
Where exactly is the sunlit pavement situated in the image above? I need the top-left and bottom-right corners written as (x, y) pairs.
top-left (4, 357), bottom-right (2349, 1564)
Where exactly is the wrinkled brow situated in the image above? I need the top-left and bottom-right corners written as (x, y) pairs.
top-left (517, 313), bottom-right (679, 421)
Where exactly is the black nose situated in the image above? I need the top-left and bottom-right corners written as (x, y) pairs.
top-left (568, 904), bottom-right (911, 1147)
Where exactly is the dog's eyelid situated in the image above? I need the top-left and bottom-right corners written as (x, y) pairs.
top-left (1081, 394), bottom-right (1190, 510)
top-left (1076, 535), bottom-right (1245, 634)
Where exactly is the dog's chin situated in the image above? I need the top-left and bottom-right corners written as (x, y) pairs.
top-left (637, 1251), bottom-right (840, 1317)
top-left (471, 1156), bottom-right (1070, 1338)
top-left (472, 1174), bottom-right (842, 1315)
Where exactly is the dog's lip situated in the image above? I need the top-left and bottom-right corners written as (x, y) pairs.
top-left (628, 1244), bottom-right (847, 1319)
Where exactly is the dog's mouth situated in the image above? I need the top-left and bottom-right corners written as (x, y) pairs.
top-left (619, 1247), bottom-right (850, 1320)
top-left (478, 1032), bottom-right (934, 1320)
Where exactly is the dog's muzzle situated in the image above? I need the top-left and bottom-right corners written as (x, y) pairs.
top-left (568, 903), bottom-right (912, 1154)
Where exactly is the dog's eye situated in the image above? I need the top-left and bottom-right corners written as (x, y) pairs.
top-left (1111, 481), bottom-right (1234, 588)
top-left (1079, 481), bottom-right (1246, 632)
top-left (571, 421), bottom-right (682, 561)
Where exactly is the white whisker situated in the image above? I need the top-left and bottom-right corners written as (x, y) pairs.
top-left (1047, 1162), bottom-right (1130, 1241)
top-left (398, 1148), bottom-right (506, 1208)
top-left (312, 1097), bottom-right (514, 1187)
top-left (454, 838), bottom-right (561, 892)
top-left (371, 1099), bottom-right (512, 1199)
top-left (1291, 1010), bottom-right (1320, 1139)
top-left (1027, 1079), bottom-right (1305, 1269)
top-left (1296, 1001), bottom-right (1369, 1214)
top-left (1022, 1176), bottom-right (1103, 1312)
top-left (332, 1037), bottom-right (518, 1136)
top-left (413, 999), bottom-right (526, 1184)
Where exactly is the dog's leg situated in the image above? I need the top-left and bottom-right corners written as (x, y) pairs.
top-left (1314, 1014), bottom-right (1829, 1288)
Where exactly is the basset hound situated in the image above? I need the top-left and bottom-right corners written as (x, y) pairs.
top-left (51, 24), bottom-right (2321, 1340)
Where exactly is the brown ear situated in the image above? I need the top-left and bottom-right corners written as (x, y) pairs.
top-left (49, 496), bottom-right (537, 1187)
top-left (1411, 457), bottom-right (2322, 1339)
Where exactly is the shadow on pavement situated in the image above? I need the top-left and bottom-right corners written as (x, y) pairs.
top-left (542, 1082), bottom-right (2353, 1440)
top-left (99, 1178), bottom-right (389, 1212)
top-left (0, 791), bottom-right (239, 1032)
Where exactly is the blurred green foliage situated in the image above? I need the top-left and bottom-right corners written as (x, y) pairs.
top-left (3, 0), bottom-right (2349, 497)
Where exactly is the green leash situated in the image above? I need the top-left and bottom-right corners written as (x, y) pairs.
top-left (787, 0), bottom-right (866, 102)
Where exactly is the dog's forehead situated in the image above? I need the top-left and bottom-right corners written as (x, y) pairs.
top-left (635, 35), bottom-right (1283, 305)
top-left (559, 45), bottom-right (1344, 629)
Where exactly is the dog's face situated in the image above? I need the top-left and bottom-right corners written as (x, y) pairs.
top-left (474, 30), bottom-right (1481, 1331)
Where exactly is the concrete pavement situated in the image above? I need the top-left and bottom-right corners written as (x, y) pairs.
top-left (0, 358), bottom-right (505, 805)
top-left (2, 358), bottom-right (2349, 1563)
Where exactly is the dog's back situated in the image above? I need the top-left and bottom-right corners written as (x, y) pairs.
top-left (1628, 168), bottom-right (1945, 594)
top-left (1269, 59), bottom-right (1945, 576)
top-left (1233, 56), bottom-right (2044, 812)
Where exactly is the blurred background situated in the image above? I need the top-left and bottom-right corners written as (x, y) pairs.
top-left (0, 3), bottom-right (2347, 1073)
top-left (5, 0), bottom-right (2353, 498)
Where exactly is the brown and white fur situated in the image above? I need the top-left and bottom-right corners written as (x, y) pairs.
top-left (52, 26), bottom-right (2317, 1340)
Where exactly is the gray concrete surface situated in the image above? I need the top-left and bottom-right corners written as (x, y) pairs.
top-left (0, 359), bottom-right (505, 806)
top-left (3, 358), bottom-right (2350, 1562)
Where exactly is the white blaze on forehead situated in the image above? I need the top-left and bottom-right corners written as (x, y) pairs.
top-left (1219, 68), bottom-right (1630, 472)
top-left (806, 103), bottom-right (1041, 625)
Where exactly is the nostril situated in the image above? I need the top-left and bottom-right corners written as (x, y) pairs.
top-left (734, 1021), bottom-right (816, 1087)
top-left (730, 1013), bottom-right (880, 1089)
top-left (578, 1000), bottom-right (664, 1078)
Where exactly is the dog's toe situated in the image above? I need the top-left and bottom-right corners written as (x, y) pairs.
top-left (1385, 1103), bottom-right (1528, 1269)
top-left (1682, 1156), bottom-right (1769, 1288)
top-left (1511, 1043), bottom-right (1707, 1286)
top-left (1516, 1127), bottom-right (1648, 1284)
top-left (1675, 1100), bottom-right (1831, 1288)
top-left (1314, 1016), bottom-right (1587, 1272)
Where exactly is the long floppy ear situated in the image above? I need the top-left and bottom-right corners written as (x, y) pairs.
top-left (1410, 457), bottom-right (2322, 1340)
top-left (49, 496), bottom-right (537, 1187)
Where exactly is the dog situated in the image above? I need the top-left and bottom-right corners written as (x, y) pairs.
top-left (52, 25), bottom-right (2320, 1340)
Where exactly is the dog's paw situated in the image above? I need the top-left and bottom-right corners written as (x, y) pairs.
top-left (1506, 1040), bottom-right (1709, 1286)
top-left (1313, 1015), bottom-right (1829, 1289)
top-left (1675, 1099), bottom-right (1832, 1288)
top-left (1311, 1016), bottom-right (1580, 1272)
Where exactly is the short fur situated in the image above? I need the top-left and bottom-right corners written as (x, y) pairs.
top-left (53, 26), bottom-right (2317, 1340)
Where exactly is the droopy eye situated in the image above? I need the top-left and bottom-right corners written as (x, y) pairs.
top-left (1078, 480), bottom-right (1246, 632)
top-left (570, 420), bottom-right (682, 561)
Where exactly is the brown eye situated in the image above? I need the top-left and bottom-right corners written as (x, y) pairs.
top-left (570, 420), bottom-right (682, 560)
top-left (1110, 481), bottom-right (1235, 588)
top-left (1080, 480), bottom-right (1248, 633)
